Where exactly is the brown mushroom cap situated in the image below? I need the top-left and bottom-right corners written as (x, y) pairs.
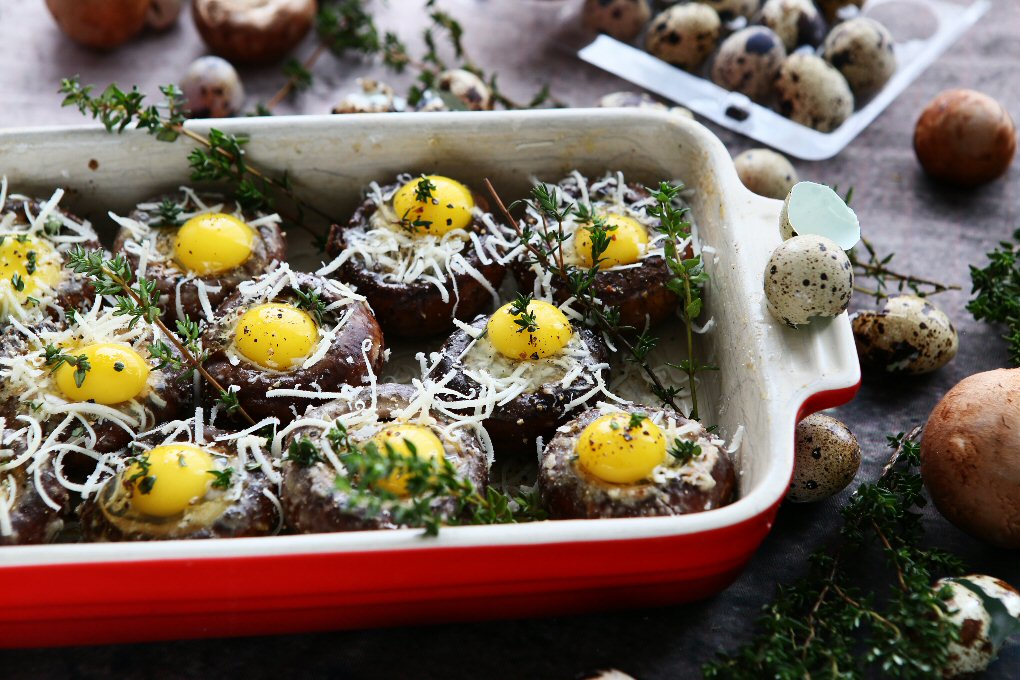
top-left (45, 0), bottom-right (150, 50)
top-left (193, 0), bottom-right (317, 64)
top-left (920, 368), bottom-right (1020, 548)
top-left (914, 89), bottom-right (1017, 187)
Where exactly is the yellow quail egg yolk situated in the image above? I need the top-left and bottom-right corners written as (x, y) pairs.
top-left (575, 213), bottom-right (649, 269)
top-left (392, 175), bottom-right (474, 236)
top-left (126, 443), bottom-right (216, 518)
top-left (55, 343), bottom-right (151, 405)
top-left (174, 212), bottom-right (255, 275)
top-left (487, 299), bottom-right (572, 361)
top-left (577, 412), bottom-right (666, 484)
top-left (370, 423), bottom-right (445, 497)
top-left (0, 236), bottom-right (60, 301)
top-left (234, 303), bottom-right (318, 370)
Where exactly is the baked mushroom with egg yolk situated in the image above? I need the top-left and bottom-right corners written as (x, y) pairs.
top-left (512, 172), bottom-right (690, 329)
top-left (537, 406), bottom-right (737, 519)
top-left (0, 445), bottom-right (70, 545)
top-left (280, 383), bottom-right (489, 533)
top-left (111, 190), bottom-right (286, 324)
top-left (324, 173), bottom-right (514, 337)
top-left (0, 193), bottom-right (102, 325)
top-left (202, 268), bottom-right (384, 424)
top-left (79, 425), bottom-right (282, 541)
top-left (0, 305), bottom-right (191, 467)
top-left (432, 299), bottom-right (611, 456)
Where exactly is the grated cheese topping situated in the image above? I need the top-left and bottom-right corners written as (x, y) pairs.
top-left (316, 175), bottom-right (517, 311)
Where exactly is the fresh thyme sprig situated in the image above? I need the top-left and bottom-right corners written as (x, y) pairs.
top-left (824, 186), bottom-right (957, 303)
top-left (509, 292), bottom-right (539, 334)
top-left (967, 227), bottom-right (1020, 365)
top-left (289, 424), bottom-right (546, 536)
top-left (703, 429), bottom-right (966, 678)
top-left (667, 439), bottom-right (701, 465)
top-left (59, 77), bottom-right (336, 234)
top-left (292, 286), bottom-right (329, 326)
top-left (486, 178), bottom-right (706, 420)
top-left (64, 247), bottom-right (256, 425)
top-left (647, 181), bottom-right (716, 421)
top-left (41, 345), bottom-right (91, 388)
top-left (207, 467), bottom-right (235, 490)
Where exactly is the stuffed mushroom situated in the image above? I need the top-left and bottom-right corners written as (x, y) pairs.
top-left (202, 264), bottom-right (385, 424)
top-left (279, 383), bottom-right (489, 533)
top-left (512, 171), bottom-right (687, 330)
top-left (0, 425), bottom-right (71, 545)
top-left (538, 404), bottom-right (736, 519)
top-left (0, 189), bottom-right (101, 327)
top-left (112, 188), bottom-right (286, 324)
top-left (429, 297), bottom-right (612, 455)
top-left (323, 174), bottom-right (516, 337)
top-left (0, 301), bottom-right (191, 472)
top-left (79, 420), bottom-right (282, 541)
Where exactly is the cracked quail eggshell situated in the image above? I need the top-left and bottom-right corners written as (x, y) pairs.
top-left (935, 575), bottom-right (1020, 677)
top-left (764, 234), bottom-right (853, 328)
top-left (788, 413), bottom-right (860, 502)
top-left (851, 295), bottom-right (958, 374)
top-left (779, 181), bottom-right (860, 249)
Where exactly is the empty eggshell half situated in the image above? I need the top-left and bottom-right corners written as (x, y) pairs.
top-left (779, 181), bottom-right (860, 250)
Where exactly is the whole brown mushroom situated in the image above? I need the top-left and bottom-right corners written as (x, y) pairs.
top-left (193, 0), bottom-right (317, 64)
top-left (45, 0), bottom-right (150, 50)
top-left (914, 89), bottom-right (1017, 187)
top-left (920, 369), bottom-right (1020, 548)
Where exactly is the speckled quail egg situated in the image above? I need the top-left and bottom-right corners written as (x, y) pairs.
top-left (646, 4), bottom-right (722, 72)
top-left (582, 0), bottom-right (652, 43)
top-left (597, 91), bottom-right (695, 118)
top-left (764, 234), bottom-right (853, 327)
top-left (711, 26), bottom-right (787, 103)
top-left (332, 79), bottom-right (407, 114)
top-left (851, 295), bottom-right (958, 374)
top-left (437, 69), bottom-right (494, 111)
top-left (180, 56), bottom-right (245, 118)
top-left (779, 181), bottom-right (860, 249)
top-left (775, 53), bottom-right (854, 132)
top-left (734, 148), bottom-right (799, 200)
top-left (694, 0), bottom-right (758, 23)
top-left (823, 17), bottom-right (897, 98)
top-left (816, 0), bottom-right (865, 23)
top-left (761, 0), bottom-right (826, 51)
top-left (933, 574), bottom-right (1020, 678)
top-left (788, 413), bottom-right (860, 502)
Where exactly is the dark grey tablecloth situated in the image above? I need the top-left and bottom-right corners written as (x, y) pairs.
top-left (1, 0), bottom-right (1017, 677)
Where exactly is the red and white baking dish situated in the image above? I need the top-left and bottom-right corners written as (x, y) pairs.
top-left (0, 109), bottom-right (860, 647)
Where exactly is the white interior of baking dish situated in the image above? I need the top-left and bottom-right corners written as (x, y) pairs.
top-left (0, 109), bottom-right (859, 565)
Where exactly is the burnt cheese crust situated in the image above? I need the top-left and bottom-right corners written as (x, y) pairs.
top-left (538, 405), bottom-right (737, 519)
top-left (512, 175), bottom-right (685, 329)
top-left (324, 178), bottom-right (510, 337)
top-left (78, 425), bottom-right (281, 541)
top-left (0, 196), bottom-right (102, 325)
top-left (281, 383), bottom-right (489, 533)
top-left (432, 314), bottom-right (611, 456)
top-left (202, 271), bottom-right (385, 424)
top-left (112, 191), bottom-right (287, 324)
top-left (0, 453), bottom-right (70, 546)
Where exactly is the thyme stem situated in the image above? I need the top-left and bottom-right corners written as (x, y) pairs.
top-left (483, 178), bottom-right (687, 416)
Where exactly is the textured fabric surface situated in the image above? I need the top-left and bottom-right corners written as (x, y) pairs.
top-left (1, 0), bottom-right (1017, 677)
